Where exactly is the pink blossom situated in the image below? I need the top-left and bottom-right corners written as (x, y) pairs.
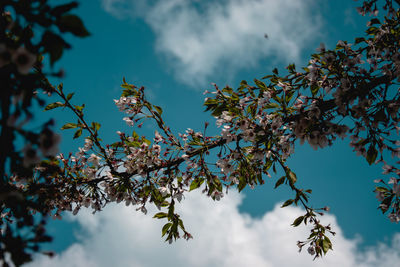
top-left (154, 131), bottom-right (163, 143)
top-left (123, 117), bottom-right (134, 126)
top-left (88, 153), bottom-right (101, 167)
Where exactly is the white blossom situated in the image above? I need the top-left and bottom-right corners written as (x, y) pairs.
top-left (123, 117), bottom-right (134, 126)
top-left (88, 153), bottom-right (101, 167)
top-left (11, 46), bottom-right (36, 74)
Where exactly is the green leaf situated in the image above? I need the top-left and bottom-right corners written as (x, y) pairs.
top-left (254, 79), bottom-right (267, 89)
top-left (310, 83), bottom-right (319, 96)
top-left (74, 104), bottom-right (85, 112)
top-left (240, 80), bottom-right (248, 86)
top-left (287, 63), bottom-right (296, 72)
top-left (210, 104), bottom-right (227, 117)
top-left (131, 131), bottom-right (139, 141)
top-left (274, 176), bottom-right (285, 188)
top-left (213, 177), bottom-right (223, 192)
top-left (285, 90), bottom-right (294, 103)
top-left (171, 222), bottom-right (178, 235)
top-left (58, 14), bottom-right (90, 37)
top-left (66, 93), bottom-right (74, 101)
top-left (153, 212), bottom-right (168, 219)
top-left (281, 199), bottom-right (294, 208)
top-left (168, 202), bottom-right (175, 218)
top-left (381, 196), bottom-right (393, 213)
top-left (153, 105), bottom-right (163, 115)
top-left (355, 37), bottom-right (366, 44)
top-left (263, 160), bottom-right (272, 172)
top-left (263, 103), bottom-right (279, 109)
top-left (238, 178), bottom-right (247, 192)
top-left (45, 102), bottom-right (64, 110)
top-left (189, 178), bottom-right (204, 191)
top-left (322, 237), bottom-right (332, 254)
top-left (73, 128), bottom-right (82, 139)
top-left (143, 139), bottom-right (151, 145)
top-left (366, 26), bottom-right (378, 35)
top-left (286, 169), bottom-right (297, 184)
top-left (292, 216), bottom-right (304, 227)
top-left (366, 145), bottom-right (378, 165)
top-left (368, 18), bottom-right (381, 25)
top-left (178, 219), bottom-right (185, 231)
top-left (375, 186), bottom-right (388, 192)
top-left (204, 98), bottom-right (217, 105)
top-left (121, 83), bottom-right (136, 90)
top-left (91, 122), bottom-right (101, 131)
top-left (61, 123), bottom-right (77, 129)
top-left (161, 223), bottom-right (172, 237)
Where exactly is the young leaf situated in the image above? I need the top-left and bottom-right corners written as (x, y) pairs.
top-left (61, 123), bottom-right (77, 129)
top-left (153, 105), bottom-right (163, 115)
top-left (45, 102), bottom-right (64, 110)
top-left (292, 216), bottom-right (304, 227)
top-left (73, 128), bottom-right (82, 139)
top-left (281, 199), bottom-right (294, 208)
top-left (153, 212), bottom-right (168, 219)
top-left (375, 186), bottom-right (388, 192)
top-left (322, 237), bottom-right (332, 254)
top-left (274, 176), bottom-right (286, 188)
top-left (286, 169), bottom-right (297, 184)
top-left (310, 83), bottom-right (319, 96)
top-left (238, 179), bottom-right (247, 192)
top-left (74, 104), bottom-right (85, 112)
top-left (189, 178), bottom-right (204, 191)
top-left (91, 122), bottom-right (101, 131)
top-left (161, 223), bottom-right (172, 237)
top-left (177, 219), bottom-right (185, 231)
top-left (66, 93), bottom-right (74, 101)
top-left (254, 79), bottom-right (267, 89)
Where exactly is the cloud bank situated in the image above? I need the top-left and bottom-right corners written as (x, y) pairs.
top-left (27, 191), bottom-right (400, 267)
top-left (102, 0), bottom-right (322, 86)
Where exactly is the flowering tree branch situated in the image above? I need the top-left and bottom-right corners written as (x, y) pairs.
top-left (41, 1), bottom-right (400, 258)
top-left (2, 0), bottom-right (400, 265)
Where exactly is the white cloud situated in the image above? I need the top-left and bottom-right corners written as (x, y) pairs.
top-left (27, 191), bottom-right (400, 267)
top-left (344, 7), bottom-right (357, 28)
top-left (101, 0), bottom-right (151, 19)
top-left (102, 0), bottom-right (323, 86)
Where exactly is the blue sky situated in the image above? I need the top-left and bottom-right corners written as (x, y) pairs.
top-left (25, 0), bottom-right (400, 266)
